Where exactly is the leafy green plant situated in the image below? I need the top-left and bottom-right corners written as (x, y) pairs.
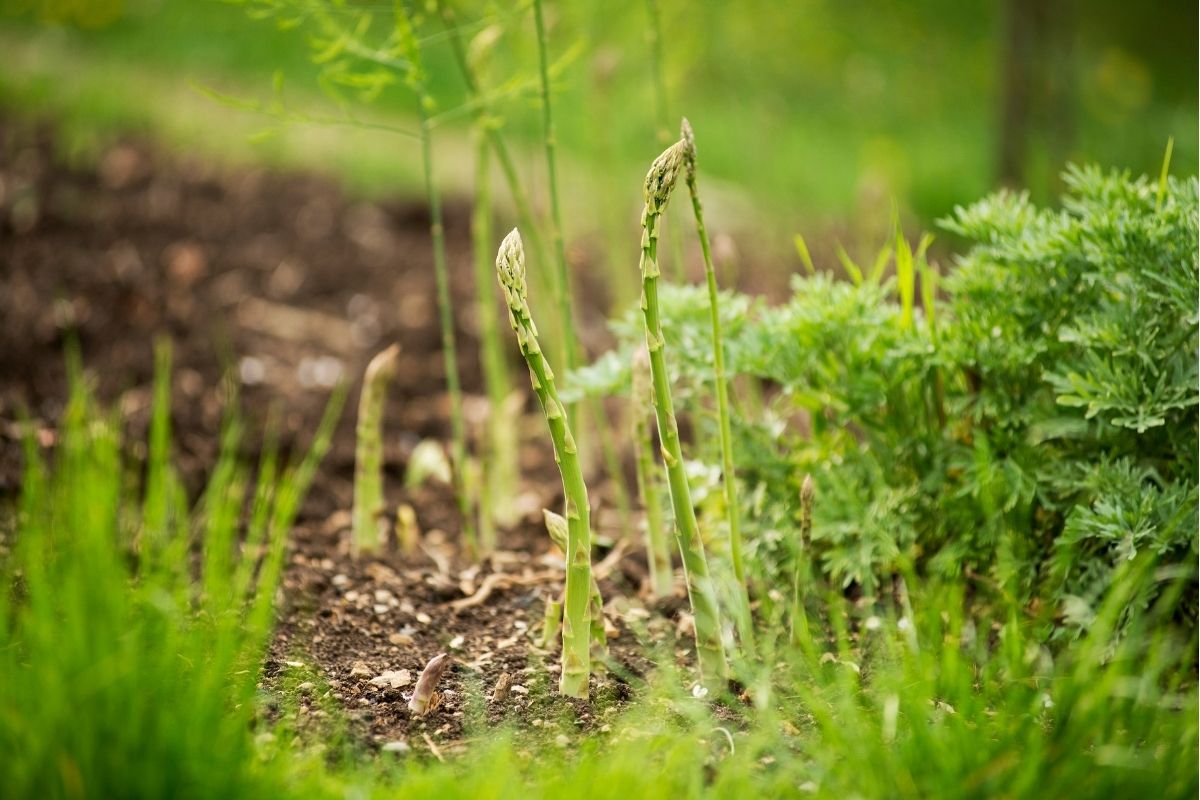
top-left (575, 164), bottom-right (1198, 640)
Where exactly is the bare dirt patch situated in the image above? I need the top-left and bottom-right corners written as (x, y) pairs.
top-left (0, 119), bottom-right (689, 756)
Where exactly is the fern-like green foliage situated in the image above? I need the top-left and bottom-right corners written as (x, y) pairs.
top-left (572, 165), bottom-right (1198, 635)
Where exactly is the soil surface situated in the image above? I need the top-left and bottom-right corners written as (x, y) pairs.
top-left (0, 120), bottom-right (694, 755)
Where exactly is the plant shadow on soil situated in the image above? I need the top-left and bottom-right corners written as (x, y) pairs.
top-left (0, 119), bottom-right (698, 757)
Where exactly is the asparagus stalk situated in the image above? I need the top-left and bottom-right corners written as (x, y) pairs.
top-left (438, 1), bottom-right (559, 363)
top-left (638, 141), bottom-right (729, 689)
top-left (545, 509), bottom-right (606, 659)
top-left (632, 346), bottom-right (672, 597)
top-left (395, 5), bottom-right (476, 556)
top-left (496, 229), bottom-right (593, 698)
top-left (531, 0), bottom-right (580, 411)
top-left (791, 474), bottom-right (815, 646)
top-left (471, 128), bottom-right (517, 545)
top-left (352, 344), bottom-right (400, 556)
top-left (530, 1), bottom-right (635, 537)
top-left (680, 119), bottom-right (755, 651)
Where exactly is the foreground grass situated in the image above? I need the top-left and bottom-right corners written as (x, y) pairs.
top-left (1, 354), bottom-right (1194, 798)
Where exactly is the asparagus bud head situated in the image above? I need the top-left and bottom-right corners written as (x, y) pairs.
top-left (644, 141), bottom-right (687, 213)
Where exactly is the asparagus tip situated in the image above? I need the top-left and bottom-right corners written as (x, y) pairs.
top-left (408, 653), bottom-right (452, 715)
top-left (644, 141), bottom-right (687, 211)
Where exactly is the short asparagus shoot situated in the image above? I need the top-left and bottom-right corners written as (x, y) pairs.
top-left (353, 344), bottom-right (400, 556)
top-left (637, 141), bottom-right (729, 689)
top-left (680, 118), bottom-right (756, 651)
top-left (632, 346), bottom-right (673, 597)
top-left (496, 228), bottom-right (593, 698)
top-left (408, 652), bottom-right (452, 715)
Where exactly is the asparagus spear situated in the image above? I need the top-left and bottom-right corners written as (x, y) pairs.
top-left (680, 118), bottom-right (756, 652)
top-left (637, 141), bottom-right (729, 690)
top-left (496, 229), bottom-right (593, 698)
top-left (352, 344), bottom-right (400, 556)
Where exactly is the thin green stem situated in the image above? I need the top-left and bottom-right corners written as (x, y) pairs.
top-left (632, 347), bottom-right (672, 597)
top-left (497, 229), bottom-right (592, 698)
top-left (639, 142), bottom-right (728, 690)
top-left (643, 0), bottom-right (684, 282)
top-left (532, 0), bottom-right (580, 426)
top-left (681, 119), bottom-right (755, 652)
top-left (530, 0), bottom-right (632, 539)
top-left (644, 0), bottom-right (670, 145)
top-left (438, 3), bottom-right (559, 356)
top-left (471, 130), bottom-right (516, 543)
top-left (397, 6), bottom-right (476, 556)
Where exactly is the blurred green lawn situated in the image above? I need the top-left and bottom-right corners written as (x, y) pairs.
top-left (2, 0), bottom-right (1196, 243)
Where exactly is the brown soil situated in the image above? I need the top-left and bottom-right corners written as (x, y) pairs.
top-left (0, 120), bottom-right (694, 757)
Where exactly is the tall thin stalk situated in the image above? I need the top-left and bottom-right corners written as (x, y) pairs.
top-left (532, 0), bottom-right (579, 411)
top-left (632, 346), bottom-right (672, 597)
top-left (471, 129), bottom-right (516, 545)
top-left (680, 119), bottom-right (755, 651)
top-left (638, 141), bottom-right (728, 689)
top-left (644, 0), bottom-right (670, 145)
top-left (438, 4), bottom-right (558, 351)
top-left (643, 0), bottom-right (684, 282)
top-left (353, 343), bottom-right (400, 556)
top-left (395, 6), bottom-right (476, 556)
top-left (496, 229), bottom-right (592, 698)
top-left (531, 0), bottom-right (633, 539)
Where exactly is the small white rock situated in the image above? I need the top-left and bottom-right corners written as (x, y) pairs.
top-left (369, 669), bottom-right (413, 689)
top-left (381, 740), bottom-right (410, 754)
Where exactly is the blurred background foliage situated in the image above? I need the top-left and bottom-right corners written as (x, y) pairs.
top-left (2, 0), bottom-right (1196, 271)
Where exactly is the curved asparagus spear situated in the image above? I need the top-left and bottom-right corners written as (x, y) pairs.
top-left (680, 118), bottom-right (755, 652)
top-left (638, 142), bottom-right (729, 689)
top-left (496, 229), bottom-right (592, 698)
top-left (353, 344), bottom-right (400, 556)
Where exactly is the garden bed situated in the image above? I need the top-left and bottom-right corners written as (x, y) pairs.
top-left (0, 120), bottom-right (673, 755)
